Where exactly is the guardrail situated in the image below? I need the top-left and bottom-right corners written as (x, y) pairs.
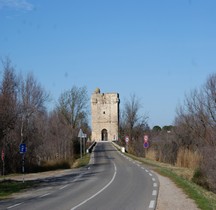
top-left (86, 141), bottom-right (97, 153)
top-left (112, 141), bottom-right (126, 153)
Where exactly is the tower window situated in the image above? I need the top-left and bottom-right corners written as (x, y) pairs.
top-left (103, 111), bottom-right (105, 114)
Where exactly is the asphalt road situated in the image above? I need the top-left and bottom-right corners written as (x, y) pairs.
top-left (0, 142), bottom-right (159, 210)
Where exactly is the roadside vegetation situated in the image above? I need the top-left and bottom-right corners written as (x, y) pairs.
top-left (124, 152), bottom-right (216, 210)
top-left (0, 58), bottom-right (91, 176)
top-left (0, 180), bottom-right (35, 199)
top-left (0, 153), bottom-right (90, 199)
top-left (72, 153), bottom-right (90, 168)
top-left (118, 74), bottom-right (216, 209)
top-left (1, 57), bottom-right (216, 208)
top-left (119, 74), bottom-right (216, 193)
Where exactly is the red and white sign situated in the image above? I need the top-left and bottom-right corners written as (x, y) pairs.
top-left (144, 135), bottom-right (148, 143)
top-left (125, 136), bottom-right (129, 143)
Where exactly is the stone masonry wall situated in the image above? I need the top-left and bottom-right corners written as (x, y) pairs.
top-left (91, 88), bottom-right (119, 141)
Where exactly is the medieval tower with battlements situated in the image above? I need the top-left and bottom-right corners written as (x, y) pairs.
top-left (91, 88), bottom-right (119, 141)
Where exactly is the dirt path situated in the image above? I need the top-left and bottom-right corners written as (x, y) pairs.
top-left (156, 173), bottom-right (199, 210)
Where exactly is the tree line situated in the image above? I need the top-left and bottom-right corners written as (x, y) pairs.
top-left (0, 58), bottom-right (90, 174)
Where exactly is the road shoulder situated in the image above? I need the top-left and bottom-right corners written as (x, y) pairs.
top-left (156, 173), bottom-right (199, 210)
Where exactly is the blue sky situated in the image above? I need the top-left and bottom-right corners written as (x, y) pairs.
top-left (0, 0), bottom-right (216, 128)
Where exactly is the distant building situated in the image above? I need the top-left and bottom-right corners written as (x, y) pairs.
top-left (91, 88), bottom-right (120, 141)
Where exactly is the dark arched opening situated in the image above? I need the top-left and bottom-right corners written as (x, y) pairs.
top-left (101, 129), bottom-right (108, 141)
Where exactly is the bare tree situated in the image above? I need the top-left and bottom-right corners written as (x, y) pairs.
top-left (44, 109), bottom-right (71, 161)
top-left (0, 58), bottom-right (21, 173)
top-left (120, 94), bottom-right (148, 155)
top-left (204, 74), bottom-right (216, 124)
top-left (16, 73), bottom-right (49, 170)
top-left (174, 73), bottom-right (216, 192)
top-left (19, 73), bottom-right (48, 143)
top-left (175, 74), bottom-right (216, 148)
top-left (0, 58), bottom-right (19, 140)
top-left (58, 86), bottom-right (89, 129)
top-left (0, 58), bottom-right (91, 173)
top-left (57, 86), bottom-right (89, 159)
top-left (121, 94), bottom-right (148, 140)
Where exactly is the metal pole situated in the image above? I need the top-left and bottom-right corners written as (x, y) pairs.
top-left (2, 159), bottom-right (4, 178)
top-left (83, 137), bottom-right (85, 155)
top-left (80, 137), bottom-right (82, 159)
top-left (1, 149), bottom-right (3, 177)
top-left (22, 154), bottom-right (25, 183)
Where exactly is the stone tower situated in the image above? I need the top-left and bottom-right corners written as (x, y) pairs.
top-left (91, 88), bottom-right (119, 141)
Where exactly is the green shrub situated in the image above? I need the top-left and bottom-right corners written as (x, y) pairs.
top-left (192, 168), bottom-right (209, 190)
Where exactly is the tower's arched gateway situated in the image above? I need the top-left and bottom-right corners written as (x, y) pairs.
top-left (91, 88), bottom-right (119, 141)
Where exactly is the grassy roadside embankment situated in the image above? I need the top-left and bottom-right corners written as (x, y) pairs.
top-left (126, 152), bottom-right (216, 210)
top-left (0, 180), bottom-right (35, 199)
top-left (0, 153), bottom-right (91, 199)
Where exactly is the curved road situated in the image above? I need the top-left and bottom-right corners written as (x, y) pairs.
top-left (1, 142), bottom-right (159, 210)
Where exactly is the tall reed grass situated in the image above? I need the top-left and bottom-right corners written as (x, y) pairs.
top-left (146, 149), bottom-right (157, 160)
top-left (146, 148), bottom-right (202, 170)
top-left (175, 148), bottom-right (202, 169)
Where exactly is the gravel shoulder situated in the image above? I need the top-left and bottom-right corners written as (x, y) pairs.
top-left (156, 173), bottom-right (199, 210)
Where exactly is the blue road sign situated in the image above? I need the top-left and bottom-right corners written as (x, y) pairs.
top-left (143, 142), bottom-right (149, 149)
top-left (19, 143), bottom-right (27, 154)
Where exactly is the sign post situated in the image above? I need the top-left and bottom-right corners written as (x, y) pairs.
top-left (82, 133), bottom-right (87, 155)
top-left (143, 135), bottom-right (149, 157)
top-left (78, 129), bottom-right (83, 159)
top-left (19, 143), bottom-right (27, 183)
top-left (125, 136), bottom-right (129, 152)
top-left (1, 149), bottom-right (5, 178)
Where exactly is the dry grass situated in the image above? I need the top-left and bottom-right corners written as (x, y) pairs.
top-left (126, 152), bottom-right (216, 210)
top-left (146, 148), bottom-right (202, 180)
top-left (146, 149), bottom-right (157, 160)
top-left (175, 148), bottom-right (202, 170)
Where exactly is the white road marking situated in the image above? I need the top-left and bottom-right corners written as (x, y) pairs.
top-left (7, 202), bottom-right (24, 209)
top-left (152, 190), bottom-right (157, 196)
top-left (115, 146), bottom-right (159, 210)
top-left (39, 193), bottom-right (50, 198)
top-left (149, 200), bottom-right (155, 209)
top-left (60, 184), bottom-right (68, 190)
top-left (70, 162), bottom-right (117, 210)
